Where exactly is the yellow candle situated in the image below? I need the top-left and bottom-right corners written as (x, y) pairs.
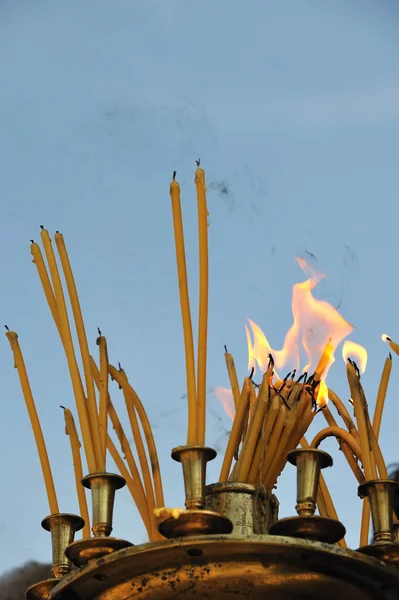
top-left (108, 363), bottom-right (164, 508)
top-left (195, 163), bottom-right (209, 446)
top-left (55, 232), bottom-right (103, 470)
top-left (315, 340), bottom-right (334, 380)
top-left (346, 361), bottom-right (377, 480)
top-left (219, 378), bottom-right (251, 482)
top-left (63, 408), bottom-right (91, 538)
top-left (170, 174), bottom-right (197, 445)
top-left (97, 334), bottom-right (109, 470)
top-left (6, 331), bottom-right (59, 515)
top-left (224, 349), bottom-right (240, 410)
top-left (40, 228), bottom-right (97, 473)
top-left (30, 242), bottom-right (62, 340)
top-left (373, 355), bottom-right (392, 438)
top-left (310, 426), bottom-right (362, 459)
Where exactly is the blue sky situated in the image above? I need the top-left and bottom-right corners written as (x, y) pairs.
top-left (0, 0), bottom-right (399, 570)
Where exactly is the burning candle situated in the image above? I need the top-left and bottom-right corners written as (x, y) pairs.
top-left (63, 408), bottom-right (91, 538)
top-left (382, 333), bottom-right (399, 356)
top-left (6, 331), bottom-right (59, 515)
top-left (195, 162), bottom-right (209, 447)
top-left (97, 332), bottom-right (109, 471)
top-left (55, 232), bottom-right (103, 471)
top-left (315, 340), bottom-right (334, 381)
top-left (170, 173), bottom-right (197, 445)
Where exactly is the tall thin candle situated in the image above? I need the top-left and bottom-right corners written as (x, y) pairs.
top-left (170, 172), bottom-right (197, 445)
top-left (195, 161), bottom-right (209, 446)
top-left (6, 331), bottom-right (59, 515)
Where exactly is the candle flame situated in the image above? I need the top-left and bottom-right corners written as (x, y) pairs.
top-left (382, 333), bottom-right (391, 343)
top-left (245, 258), bottom-right (353, 379)
top-left (342, 340), bottom-right (368, 374)
top-left (214, 387), bottom-right (235, 420)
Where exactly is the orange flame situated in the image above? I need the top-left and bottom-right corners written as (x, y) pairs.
top-left (246, 258), bottom-right (354, 379)
top-left (214, 387), bottom-right (235, 420)
top-left (342, 340), bottom-right (368, 374)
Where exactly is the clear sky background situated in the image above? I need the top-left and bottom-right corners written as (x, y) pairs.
top-left (0, 0), bottom-right (399, 571)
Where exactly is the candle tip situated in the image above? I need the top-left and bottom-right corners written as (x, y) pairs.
top-left (224, 344), bottom-right (228, 353)
top-left (389, 352), bottom-right (392, 360)
top-left (40, 225), bottom-right (44, 230)
top-left (97, 327), bottom-right (102, 336)
top-left (4, 325), bottom-right (9, 331)
top-left (60, 405), bottom-right (66, 410)
top-left (118, 362), bottom-right (122, 370)
top-left (196, 159), bottom-right (200, 167)
top-left (172, 170), bottom-right (176, 180)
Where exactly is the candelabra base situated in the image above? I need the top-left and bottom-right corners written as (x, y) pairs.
top-left (268, 515), bottom-right (346, 544)
top-left (26, 578), bottom-right (59, 600)
top-left (357, 542), bottom-right (399, 567)
top-left (48, 535), bottom-right (399, 600)
top-left (65, 537), bottom-right (133, 567)
top-left (158, 509), bottom-right (233, 538)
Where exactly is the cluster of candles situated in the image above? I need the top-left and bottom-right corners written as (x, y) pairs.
top-left (6, 163), bottom-right (399, 556)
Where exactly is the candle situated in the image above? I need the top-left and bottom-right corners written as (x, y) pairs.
top-left (30, 242), bottom-right (62, 340)
top-left (108, 364), bottom-right (164, 508)
top-left (328, 388), bottom-right (360, 446)
top-left (63, 408), bottom-right (91, 538)
top-left (315, 340), bottom-right (334, 380)
top-left (40, 228), bottom-right (97, 473)
top-left (219, 378), bottom-right (251, 482)
top-left (55, 232), bottom-right (103, 470)
top-left (6, 331), bottom-right (59, 515)
top-left (89, 357), bottom-right (150, 527)
top-left (247, 393), bottom-right (280, 483)
top-left (321, 405), bottom-right (364, 482)
top-left (224, 348), bottom-right (240, 410)
top-left (382, 334), bottom-right (399, 356)
top-left (170, 174), bottom-right (197, 445)
top-left (97, 333), bottom-right (109, 471)
top-left (310, 426), bottom-right (362, 459)
top-left (195, 162), bottom-right (209, 446)
top-left (373, 355), bottom-right (392, 438)
top-left (346, 361), bottom-right (377, 480)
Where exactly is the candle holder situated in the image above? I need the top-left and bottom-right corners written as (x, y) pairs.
top-left (65, 473), bottom-right (133, 567)
top-left (158, 446), bottom-right (233, 538)
top-left (357, 479), bottom-right (399, 566)
top-left (205, 482), bottom-right (279, 535)
top-left (269, 448), bottom-right (346, 543)
top-left (26, 513), bottom-right (84, 600)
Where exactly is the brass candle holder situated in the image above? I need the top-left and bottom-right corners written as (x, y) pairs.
top-left (205, 482), bottom-right (279, 535)
top-left (357, 479), bottom-right (399, 566)
top-left (158, 445), bottom-right (233, 538)
top-left (269, 448), bottom-right (346, 543)
top-left (26, 513), bottom-right (84, 600)
top-left (65, 472), bottom-right (133, 567)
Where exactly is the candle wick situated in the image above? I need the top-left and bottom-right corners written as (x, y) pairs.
top-left (4, 325), bottom-right (9, 331)
top-left (97, 327), bottom-right (102, 336)
top-left (40, 225), bottom-right (44, 230)
top-left (172, 171), bottom-right (176, 180)
top-left (196, 159), bottom-right (200, 167)
top-left (30, 240), bottom-right (34, 244)
top-left (249, 366), bottom-right (254, 379)
top-left (118, 362), bottom-right (122, 370)
top-left (224, 344), bottom-right (228, 353)
top-left (389, 352), bottom-right (392, 359)
top-left (60, 405), bottom-right (66, 410)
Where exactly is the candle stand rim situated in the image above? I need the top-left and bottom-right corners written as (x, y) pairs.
top-left (171, 445), bottom-right (217, 463)
top-left (205, 481), bottom-right (263, 496)
top-left (41, 513), bottom-right (85, 532)
top-left (81, 472), bottom-right (126, 490)
top-left (287, 447), bottom-right (333, 469)
top-left (358, 478), bottom-right (399, 499)
top-left (25, 578), bottom-right (59, 600)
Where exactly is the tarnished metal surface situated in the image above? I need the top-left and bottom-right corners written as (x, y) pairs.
top-left (205, 482), bottom-right (279, 534)
top-left (49, 534), bottom-right (399, 600)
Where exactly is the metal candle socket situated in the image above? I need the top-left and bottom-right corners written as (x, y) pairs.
top-left (82, 472), bottom-right (125, 537)
top-left (25, 513), bottom-right (84, 600)
top-left (357, 479), bottom-right (399, 565)
top-left (65, 473), bottom-right (133, 567)
top-left (269, 448), bottom-right (346, 544)
top-left (172, 445), bottom-right (216, 510)
top-left (158, 446), bottom-right (233, 538)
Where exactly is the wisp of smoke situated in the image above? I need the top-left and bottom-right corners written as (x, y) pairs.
top-left (0, 561), bottom-right (51, 600)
